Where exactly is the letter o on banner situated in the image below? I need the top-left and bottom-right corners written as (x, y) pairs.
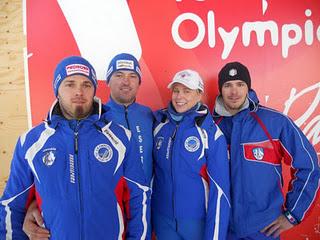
top-left (172, 12), bottom-right (205, 49)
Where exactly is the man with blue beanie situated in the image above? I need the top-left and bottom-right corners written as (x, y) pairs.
top-left (106, 53), bottom-right (142, 83)
top-left (52, 56), bottom-right (98, 120)
top-left (22, 53), bottom-right (153, 239)
top-left (0, 56), bottom-right (150, 239)
top-left (105, 53), bottom-right (153, 185)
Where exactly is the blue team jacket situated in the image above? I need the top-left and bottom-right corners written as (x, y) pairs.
top-left (0, 99), bottom-right (150, 240)
top-left (213, 90), bottom-right (320, 237)
top-left (152, 104), bottom-right (230, 240)
top-left (104, 98), bottom-right (154, 185)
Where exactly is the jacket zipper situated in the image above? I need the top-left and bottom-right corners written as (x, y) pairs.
top-left (170, 125), bottom-right (178, 229)
top-left (125, 107), bottom-right (130, 130)
top-left (232, 119), bottom-right (246, 233)
top-left (74, 125), bottom-right (84, 240)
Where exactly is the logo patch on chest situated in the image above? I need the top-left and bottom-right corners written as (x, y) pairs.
top-left (42, 149), bottom-right (56, 166)
top-left (94, 144), bottom-right (113, 163)
top-left (252, 147), bottom-right (264, 160)
top-left (184, 136), bottom-right (200, 152)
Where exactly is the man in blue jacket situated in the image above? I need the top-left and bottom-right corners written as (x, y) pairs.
top-left (212, 61), bottom-right (320, 240)
top-left (105, 53), bottom-right (154, 185)
top-left (0, 56), bottom-right (150, 240)
top-left (22, 53), bottom-right (154, 239)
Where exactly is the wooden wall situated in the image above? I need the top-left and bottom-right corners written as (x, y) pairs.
top-left (0, 0), bottom-right (27, 194)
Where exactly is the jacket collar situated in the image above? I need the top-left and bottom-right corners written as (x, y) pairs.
top-left (46, 97), bottom-right (103, 128)
top-left (106, 97), bottom-right (137, 112)
top-left (213, 89), bottom-right (259, 117)
top-left (155, 103), bottom-right (209, 127)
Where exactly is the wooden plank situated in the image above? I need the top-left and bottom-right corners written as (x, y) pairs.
top-left (0, 0), bottom-right (27, 194)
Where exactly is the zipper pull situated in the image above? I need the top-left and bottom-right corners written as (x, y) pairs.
top-left (124, 107), bottom-right (130, 130)
top-left (171, 125), bottom-right (178, 140)
top-left (74, 132), bottom-right (78, 154)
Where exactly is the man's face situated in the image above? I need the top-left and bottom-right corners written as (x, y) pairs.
top-left (57, 75), bottom-right (95, 120)
top-left (221, 80), bottom-right (248, 115)
top-left (108, 70), bottom-right (140, 106)
top-left (171, 83), bottom-right (202, 113)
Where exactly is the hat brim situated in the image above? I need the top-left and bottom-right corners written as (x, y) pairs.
top-left (167, 80), bottom-right (203, 92)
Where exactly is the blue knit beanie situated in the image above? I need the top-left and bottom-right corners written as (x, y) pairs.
top-left (53, 56), bottom-right (97, 96)
top-left (106, 53), bottom-right (141, 83)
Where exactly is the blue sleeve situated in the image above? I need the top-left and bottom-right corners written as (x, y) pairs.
top-left (0, 137), bottom-right (34, 240)
top-left (280, 117), bottom-right (320, 223)
top-left (123, 136), bottom-right (151, 240)
top-left (204, 126), bottom-right (230, 240)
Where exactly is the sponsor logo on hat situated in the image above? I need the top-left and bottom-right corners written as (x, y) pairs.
top-left (179, 70), bottom-right (191, 78)
top-left (94, 144), bottom-right (113, 163)
top-left (229, 68), bottom-right (237, 77)
top-left (184, 136), bottom-right (200, 152)
top-left (252, 147), bottom-right (264, 160)
top-left (116, 60), bottom-right (134, 70)
top-left (42, 148), bottom-right (56, 166)
top-left (66, 64), bottom-right (90, 76)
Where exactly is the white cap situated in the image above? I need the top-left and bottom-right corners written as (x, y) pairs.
top-left (167, 69), bottom-right (204, 92)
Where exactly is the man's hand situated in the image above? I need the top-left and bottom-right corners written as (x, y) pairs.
top-left (260, 214), bottom-right (294, 238)
top-left (23, 200), bottom-right (50, 240)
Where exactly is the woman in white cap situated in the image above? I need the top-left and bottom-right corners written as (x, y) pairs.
top-left (152, 69), bottom-right (230, 240)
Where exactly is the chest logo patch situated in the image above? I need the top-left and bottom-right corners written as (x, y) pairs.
top-left (252, 147), bottom-right (264, 160)
top-left (42, 149), bottom-right (56, 166)
top-left (94, 144), bottom-right (113, 163)
top-left (184, 136), bottom-right (200, 152)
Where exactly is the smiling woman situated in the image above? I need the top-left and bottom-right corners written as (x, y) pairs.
top-left (152, 69), bottom-right (231, 240)
top-left (168, 69), bottom-right (204, 113)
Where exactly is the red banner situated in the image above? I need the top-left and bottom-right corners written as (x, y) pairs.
top-left (26, 1), bottom-right (320, 239)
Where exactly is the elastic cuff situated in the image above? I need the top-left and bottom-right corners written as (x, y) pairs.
top-left (284, 210), bottom-right (299, 225)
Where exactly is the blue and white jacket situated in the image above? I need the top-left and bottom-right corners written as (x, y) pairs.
top-left (152, 104), bottom-right (230, 240)
top-left (0, 99), bottom-right (150, 240)
top-left (105, 98), bottom-right (154, 185)
top-left (213, 90), bottom-right (320, 237)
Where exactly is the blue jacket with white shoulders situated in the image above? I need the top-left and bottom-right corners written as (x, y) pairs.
top-left (104, 98), bottom-right (154, 185)
top-left (152, 103), bottom-right (230, 240)
top-left (0, 99), bottom-right (150, 240)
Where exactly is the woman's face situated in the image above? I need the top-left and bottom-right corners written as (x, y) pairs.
top-left (171, 83), bottom-right (202, 113)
